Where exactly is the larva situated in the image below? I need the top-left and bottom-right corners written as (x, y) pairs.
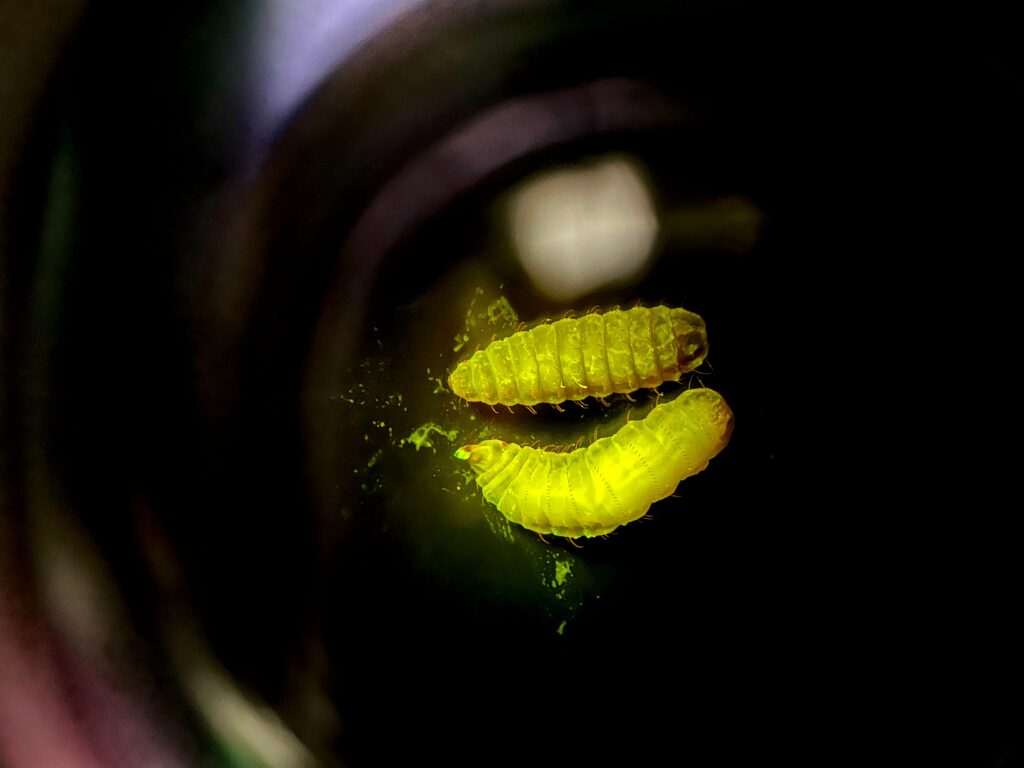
top-left (448, 306), bottom-right (708, 406)
top-left (455, 388), bottom-right (733, 538)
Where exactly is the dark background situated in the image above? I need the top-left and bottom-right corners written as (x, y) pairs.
top-left (1, 2), bottom-right (1019, 766)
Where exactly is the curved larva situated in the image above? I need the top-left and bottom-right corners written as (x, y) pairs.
top-left (455, 388), bottom-right (733, 538)
top-left (448, 306), bottom-right (708, 406)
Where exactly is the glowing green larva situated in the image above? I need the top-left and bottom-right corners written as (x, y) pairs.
top-left (455, 388), bottom-right (733, 538)
top-left (448, 306), bottom-right (708, 406)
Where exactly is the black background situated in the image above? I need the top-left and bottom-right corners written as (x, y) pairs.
top-left (1, 2), bottom-right (1019, 766)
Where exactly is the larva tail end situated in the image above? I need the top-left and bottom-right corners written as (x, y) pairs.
top-left (671, 308), bottom-right (709, 372)
top-left (453, 446), bottom-right (474, 461)
top-left (681, 388), bottom-right (735, 455)
top-left (447, 363), bottom-right (473, 400)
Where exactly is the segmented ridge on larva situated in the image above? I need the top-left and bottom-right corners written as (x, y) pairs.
top-left (448, 306), bottom-right (708, 406)
top-left (454, 387), bottom-right (733, 538)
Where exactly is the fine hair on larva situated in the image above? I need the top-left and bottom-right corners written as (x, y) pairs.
top-left (454, 387), bottom-right (733, 538)
top-left (448, 305), bottom-right (708, 408)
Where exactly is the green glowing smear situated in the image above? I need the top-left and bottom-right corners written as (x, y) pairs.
top-left (480, 507), bottom-right (516, 543)
top-left (400, 422), bottom-right (459, 452)
top-left (453, 446), bottom-right (472, 460)
top-left (546, 555), bottom-right (574, 599)
top-left (485, 296), bottom-right (518, 330)
top-left (452, 287), bottom-right (520, 354)
top-left (547, 554), bottom-right (579, 636)
top-left (554, 560), bottom-right (572, 588)
top-left (452, 287), bottom-right (484, 353)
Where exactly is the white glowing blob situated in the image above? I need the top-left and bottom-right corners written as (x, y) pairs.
top-left (507, 156), bottom-right (659, 302)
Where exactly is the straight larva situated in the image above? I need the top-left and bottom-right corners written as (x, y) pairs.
top-left (448, 305), bottom-right (708, 406)
top-left (455, 388), bottom-right (734, 538)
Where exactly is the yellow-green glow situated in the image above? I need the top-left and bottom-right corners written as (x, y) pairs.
top-left (400, 423), bottom-right (458, 452)
top-left (452, 287), bottom-right (520, 354)
top-left (458, 388), bottom-right (733, 538)
top-left (553, 560), bottom-right (572, 588)
top-left (448, 305), bottom-right (707, 406)
top-left (486, 297), bottom-right (518, 328)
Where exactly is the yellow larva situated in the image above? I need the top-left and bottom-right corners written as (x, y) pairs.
top-left (455, 388), bottom-right (733, 538)
top-left (448, 306), bottom-right (708, 407)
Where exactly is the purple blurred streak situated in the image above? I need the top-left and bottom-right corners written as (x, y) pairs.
top-left (248, 0), bottom-right (427, 154)
top-left (0, 588), bottom-right (190, 768)
top-left (0, 599), bottom-right (106, 768)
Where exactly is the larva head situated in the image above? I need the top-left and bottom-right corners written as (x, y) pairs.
top-left (670, 308), bottom-right (709, 372)
top-left (453, 440), bottom-right (509, 474)
top-left (679, 387), bottom-right (734, 456)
